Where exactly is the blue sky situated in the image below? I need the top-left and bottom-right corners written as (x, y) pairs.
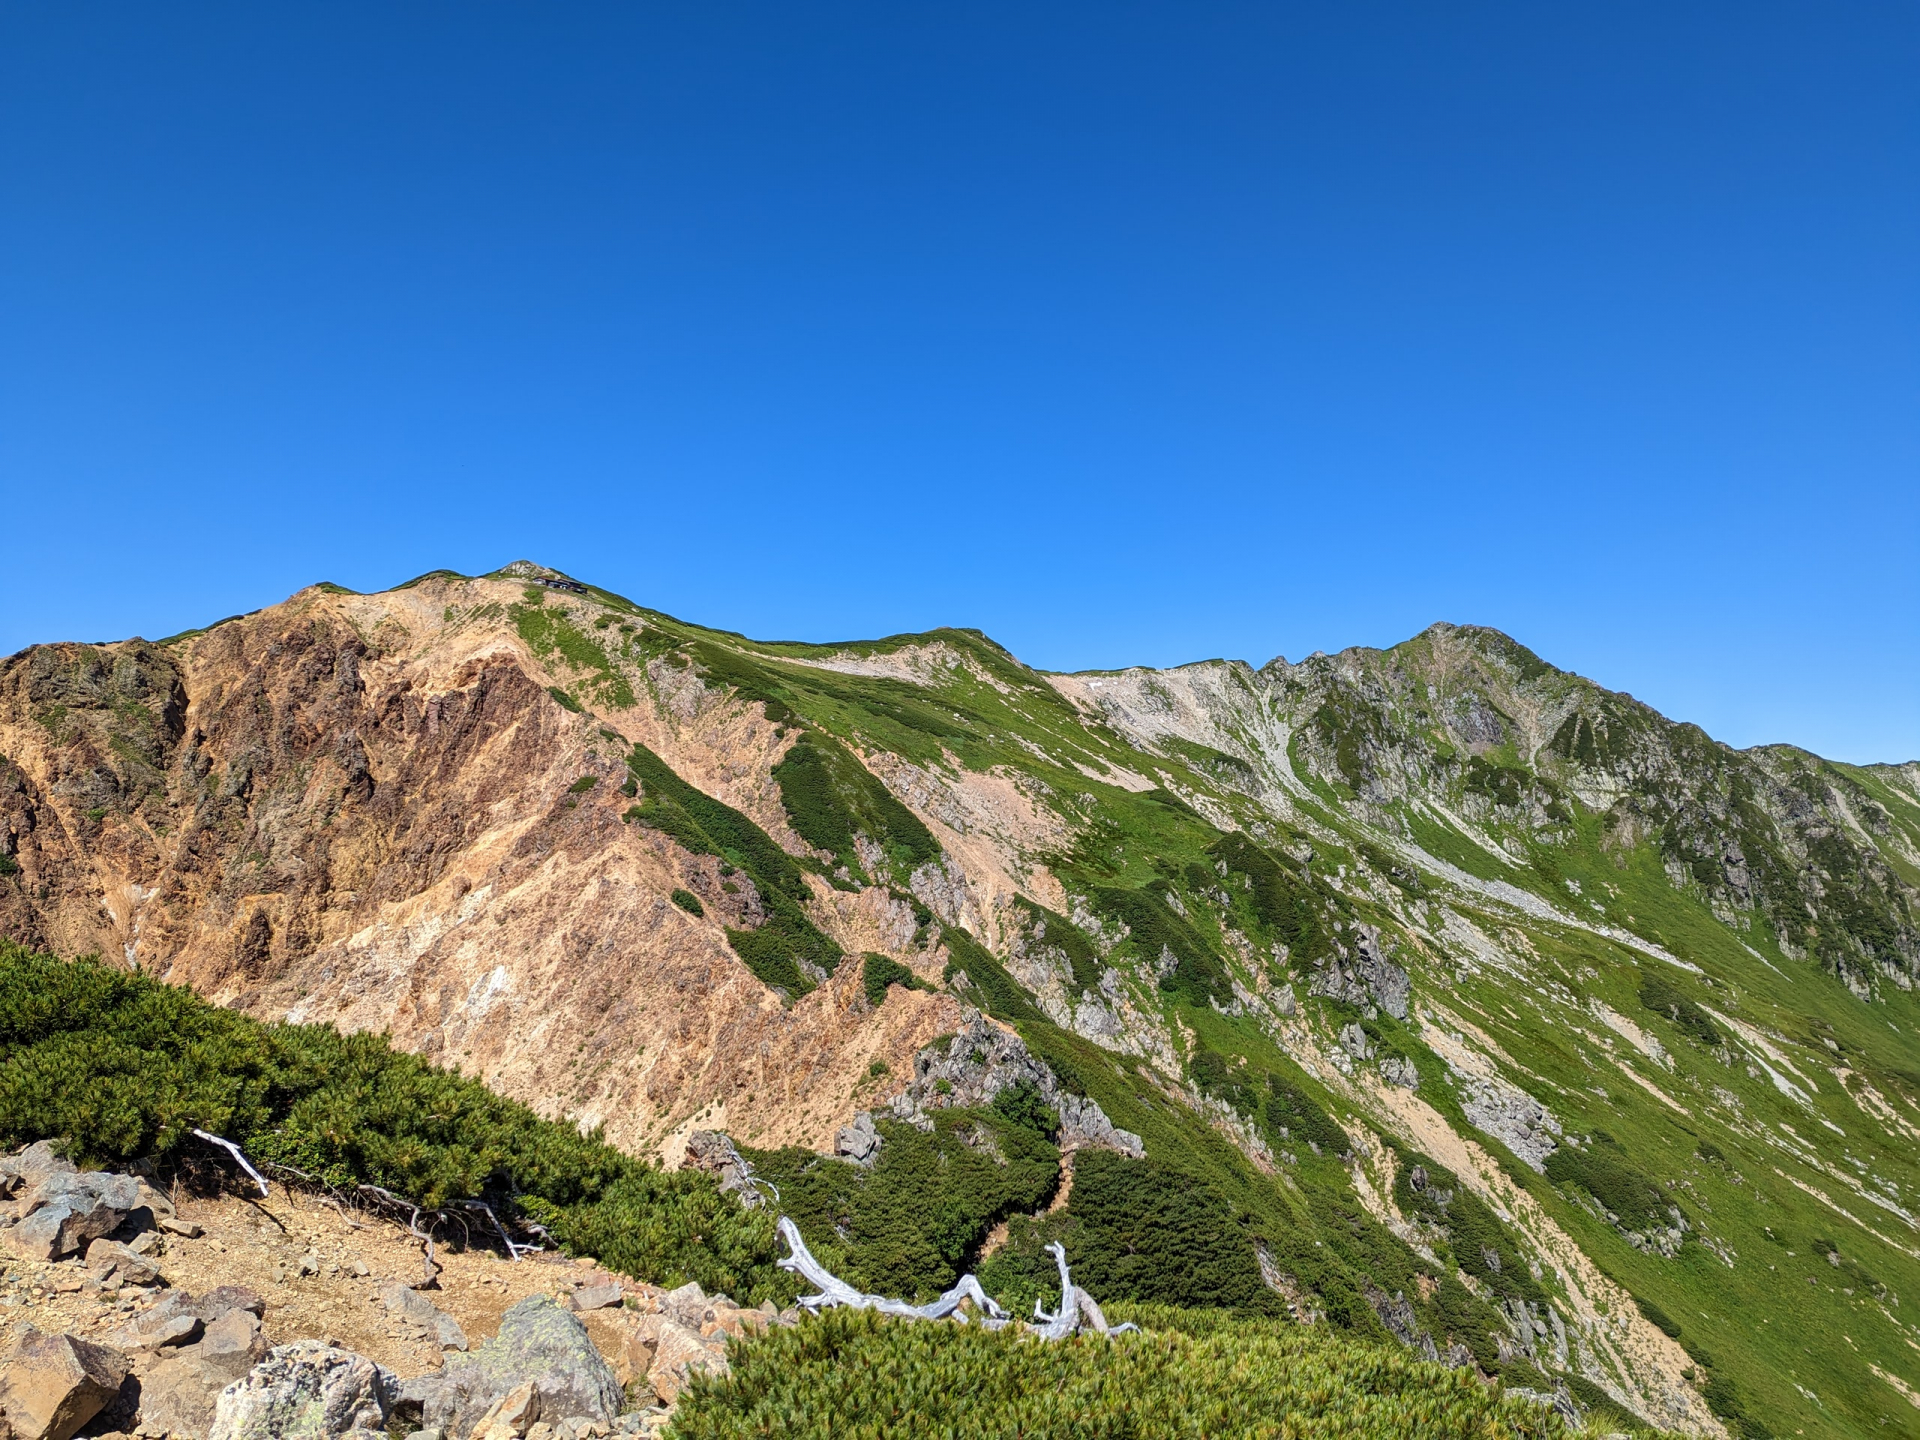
top-left (3, 4), bottom-right (1915, 762)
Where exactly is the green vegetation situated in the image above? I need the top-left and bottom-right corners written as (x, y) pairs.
top-left (745, 1109), bottom-right (1059, 1302)
top-left (772, 732), bottom-right (940, 884)
top-left (670, 889), bottom-right (705, 917)
top-left (623, 744), bottom-right (841, 996)
top-left (0, 943), bottom-right (786, 1301)
top-left (980, 1152), bottom-right (1278, 1316)
top-left (860, 953), bottom-right (928, 1007)
top-left (669, 1307), bottom-right (1571, 1440)
top-left (514, 596), bottom-right (636, 710)
top-left (1638, 972), bottom-right (1720, 1047)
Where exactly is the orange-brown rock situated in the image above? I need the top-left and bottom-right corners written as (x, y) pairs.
top-left (0, 573), bottom-right (963, 1157)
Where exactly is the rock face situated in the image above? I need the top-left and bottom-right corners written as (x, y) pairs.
top-left (396, 1296), bottom-right (620, 1440)
top-left (0, 574), bottom-right (964, 1158)
top-left (0, 1328), bottom-right (130, 1440)
top-left (884, 1013), bottom-right (1144, 1157)
top-left (207, 1342), bottom-right (392, 1440)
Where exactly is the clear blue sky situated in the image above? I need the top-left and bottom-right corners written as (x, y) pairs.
top-left (3, 5), bottom-right (1914, 762)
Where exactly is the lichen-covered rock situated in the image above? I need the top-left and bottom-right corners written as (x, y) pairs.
top-left (396, 1296), bottom-right (618, 1439)
top-left (206, 1342), bottom-right (392, 1440)
top-left (0, 1327), bottom-right (130, 1440)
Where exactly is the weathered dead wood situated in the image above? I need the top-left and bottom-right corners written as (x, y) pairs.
top-left (190, 1128), bottom-right (270, 1196)
top-left (776, 1217), bottom-right (1011, 1326)
top-left (775, 1217), bottom-right (1134, 1337)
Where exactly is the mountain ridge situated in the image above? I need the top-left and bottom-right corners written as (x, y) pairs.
top-left (4, 563), bottom-right (1920, 1437)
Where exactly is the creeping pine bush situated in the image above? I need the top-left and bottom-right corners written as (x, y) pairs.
top-left (0, 943), bottom-right (787, 1302)
top-left (746, 1110), bottom-right (1059, 1303)
top-left (669, 1307), bottom-right (1571, 1440)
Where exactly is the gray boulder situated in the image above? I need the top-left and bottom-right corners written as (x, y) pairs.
top-left (4, 1169), bottom-right (142, 1261)
top-left (396, 1296), bottom-right (619, 1439)
top-left (206, 1342), bottom-right (393, 1440)
top-left (377, 1282), bottom-right (467, 1351)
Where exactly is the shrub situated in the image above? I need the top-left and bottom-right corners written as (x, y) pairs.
top-left (568, 775), bottom-right (599, 794)
top-left (772, 733), bottom-right (940, 882)
top-left (1543, 1139), bottom-right (1675, 1230)
top-left (746, 1110), bottom-right (1058, 1302)
top-left (671, 1307), bottom-right (1569, 1440)
top-left (0, 943), bottom-right (786, 1301)
top-left (982, 1152), bottom-right (1277, 1316)
top-left (1639, 974), bottom-right (1721, 1047)
top-left (859, 953), bottom-right (927, 1007)
top-left (624, 744), bottom-right (841, 995)
top-left (671, 889), bottom-right (705, 917)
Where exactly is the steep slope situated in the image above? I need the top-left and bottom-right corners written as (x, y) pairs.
top-left (4, 568), bottom-right (1918, 1438)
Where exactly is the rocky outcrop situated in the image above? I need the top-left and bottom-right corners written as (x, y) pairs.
top-left (396, 1296), bottom-right (620, 1440)
top-left (881, 1013), bottom-right (1143, 1158)
top-left (207, 1342), bottom-right (392, 1440)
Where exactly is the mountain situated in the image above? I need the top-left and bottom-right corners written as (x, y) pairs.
top-left (3, 561), bottom-right (1917, 1438)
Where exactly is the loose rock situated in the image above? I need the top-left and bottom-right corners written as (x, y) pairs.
top-left (0, 1326), bottom-right (131, 1440)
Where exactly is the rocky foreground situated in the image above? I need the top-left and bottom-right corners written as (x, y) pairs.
top-left (0, 1146), bottom-right (782, 1440)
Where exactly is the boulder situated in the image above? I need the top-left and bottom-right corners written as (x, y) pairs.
top-left (135, 1351), bottom-right (238, 1439)
top-left (195, 1309), bottom-right (272, 1381)
top-left (193, 1286), bottom-right (268, 1323)
top-left (643, 1321), bottom-right (724, 1406)
top-left (0, 1327), bottom-right (131, 1440)
top-left (206, 1342), bottom-right (393, 1440)
top-left (396, 1296), bottom-right (618, 1439)
top-left (377, 1283), bottom-right (467, 1351)
top-left (0, 1143), bottom-right (74, 1195)
top-left (833, 1113), bottom-right (881, 1165)
top-left (657, 1284), bottom-right (706, 1331)
top-left (5, 1171), bottom-right (142, 1262)
top-left (85, 1238), bottom-right (164, 1288)
top-left (566, 1283), bottom-right (623, 1314)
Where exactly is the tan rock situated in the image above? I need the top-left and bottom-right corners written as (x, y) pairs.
top-left (467, 1381), bottom-right (539, 1440)
top-left (643, 1322), bottom-right (725, 1407)
top-left (84, 1240), bottom-right (162, 1288)
top-left (0, 1328), bottom-right (130, 1440)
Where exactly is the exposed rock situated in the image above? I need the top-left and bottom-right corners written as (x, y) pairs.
top-left (1308, 928), bottom-right (1410, 1021)
top-left (1337, 1023), bottom-right (1374, 1061)
top-left (643, 1321), bottom-right (725, 1406)
top-left (207, 1342), bottom-right (393, 1440)
top-left (377, 1283), bottom-right (468, 1351)
top-left (1379, 1056), bottom-right (1420, 1090)
top-left (85, 1237), bottom-right (164, 1287)
top-left (0, 1143), bottom-right (74, 1196)
top-left (0, 1327), bottom-right (130, 1440)
top-left (680, 1132), bottom-right (765, 1209)
top-left (469, 1381), bottom-right (539, 1440)
top-left (833, 1113), bottom-right (881, 1165)
top-left (396, 1296), bottom-right (618, 1439)
top-left (886, 1013), bottom-right (1143, 1158)
top-left (5, 1170), bottom-right (142, 1262)
top-left (192, 1286), bottom-right (267, 1323)
top-left (658, 1284), bottom-right (707, 1332)
top-left (566, 1283), bottom-right (624, 1314)
top-left (1459, 1077), bottom-right (1561, 1171)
